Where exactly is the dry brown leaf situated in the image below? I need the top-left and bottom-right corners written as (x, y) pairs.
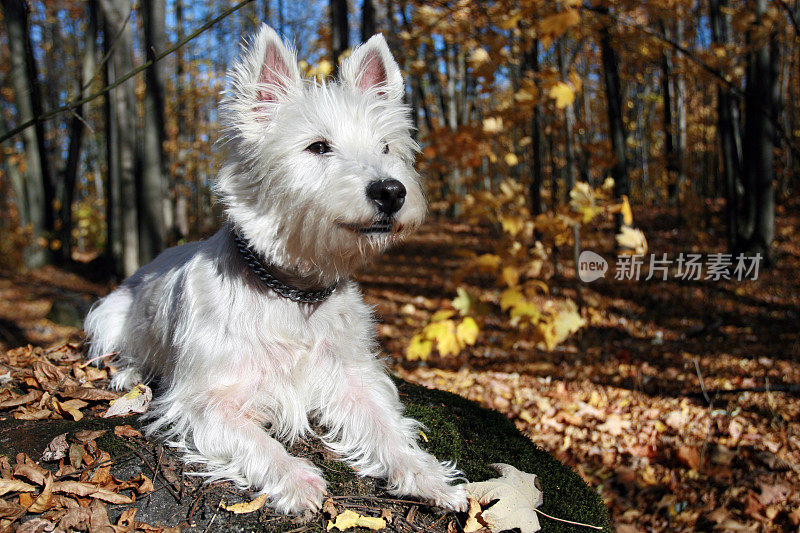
top-left (13, 462), bottom-right (48, 486)
top-left (52, 480), bottom-right (134, 504)
top-left (113, 425), bottom-right (142, 439)
top-left (326, 509), bottom-right (387, 531)
top-left (14, 409), bottom-right (52, 421)
top-left (464, 496), bottom-right (488, 533)
top-left (74, 430), bottom-right (107, 443)
top-left (61, 387), bottom-right (119, 402)
top-left (41, 433), bottom-right (69, 462)
top-left (0, 390), bottom-right (43, 409)
top-left (15, 517), bottom-right (54, 533)
top-left (68, 444), bottom-right (84, 469)
top-left (322, 498), bottom-right (338, 518)
top-left (115, 507), bottom-right (137, 533)
top-left (27, 473), bottom-right (53, 513)
top-left (220, 493), bottom-right (268, 514)
top-left (0, 478), bottom-right (37, 496)
top-left (676, 445), bottom-right (702, 471)
top-left (52, 506), bottom-right (91, 533)
top-left (51, 398), bottom-right (87, 421)
top-left (0, 498), bottom-right (25, 519)
top-left (464, 464), bottom-right (542, 533)
top-left (88, 499), bottom-right (115, 533)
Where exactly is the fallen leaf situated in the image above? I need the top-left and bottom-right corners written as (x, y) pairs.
top-left (0, 479), bottom-right (37, 496)
top-left (27, 473), bottom-right (53, 513)
top-left (52, 481), bottom-right (134, 504)
top-left (41, 433), bottom-right (68, 462)
top-left (52, 506), bottom-right (91, 533)
top-left (88, 499), bottom-right (115, 533)
top-left (676, 445), bottom-right (702, 471)
top-left (220, 493), bottom-right (268, 514)
top-left (114, 425), bottom-right (142, 439)
top-left (13, 462), bottom-right (48, 486)
top-left (464, 463), bottom-right (542, 533)
top-left (326, 509), bottom-right (387, 531)
top-left (0, 390), bottom-right (43, 409)
top-left (464, 496), bottom-right (488, 532)
top-left (115, 507), bottom-right (136, 533)
top-left (0, 499), bottom-right (25, 519)
top-left (74, 430), bottom-right (107, 443)
top-left (103, 384), bottom-right (151, 417)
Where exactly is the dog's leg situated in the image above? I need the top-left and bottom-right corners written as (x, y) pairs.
top-left (169, 395), bottom-right (326, 514)
top-left (315, 360), bottom-right (467, 511)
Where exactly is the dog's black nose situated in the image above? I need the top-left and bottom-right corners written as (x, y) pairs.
top-left (366, 179), bottom-right (406, 216)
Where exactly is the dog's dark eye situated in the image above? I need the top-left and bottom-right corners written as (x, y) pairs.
top-left (306, 141), bottom-right (332, 155)
top-left (382, 143), bottom-right (390, 154)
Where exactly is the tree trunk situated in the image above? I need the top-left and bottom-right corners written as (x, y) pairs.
top-left (330, 0), bottom-right (348, 74)
top-left (709, 0), bottom-right (743, 252)
top-left (99, 0), bottom-right (140, 277)
top-left (360, 0), bottom-right (375, 42)
top-left (59, 0), bottom-right (98, 265)
top-left (660, 21), bottom-right (679, 206)
top-left (2, 0), bottom-right (54, 268)
top-left (557, 40), bottom-right (577, 196)
top-left (598, 13), bottom-right (630, 233)
top-left (525, 40), bottom-right (544, 215)
top-left (140, 0), bottom-right (168, 263)
top-left (738, 0), bottom-right (776, 262)
top-left (670, 17), bottom-right (688, 208)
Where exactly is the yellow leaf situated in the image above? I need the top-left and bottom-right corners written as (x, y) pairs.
top-left (435, 320), bottom-right (461, 357)
top-left (406, 334), bottom-right (433, 362)
top-left (502, 266), bottom-right (520, 287)
top-left (620, 194), bottom-right (634, 226)
top-left (456, 317), bottom-right (479, 346)
top-left (499, 215), bottom-right (524, 236)
top-left (504, 153), bottom-right (519, 167)
top-left (431, 309), bottom-right (455, 322)
top-left (500, 288), bottom-right (525, 311)
top-left (482, 117), bottom-right (503, 133)
top-left (513, 88), bottom-right (535, 103)
top-left (469, 47), bottom-right (490, 67)
top-left (475, 254), bottom-right (501, 271)
top-left (452, 287), bottom-right (473, 315)
top-left (535, 301), bottom-right (585, 350)
top-left (549, 81), bottom-right (575, 109)
top-left (510, 300), bottom-right (540, 322)
top-left (615, 226), bottom-right (648, 255)
top-left (327, 509), bottom-right (387, 531)
top-left (539, 9), bottom-right (580, 37)
top-left (221, 493), bottom-right (268, 514)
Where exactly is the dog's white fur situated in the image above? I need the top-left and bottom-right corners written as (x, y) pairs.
top-left (84, 25), bottom-right (467, 514)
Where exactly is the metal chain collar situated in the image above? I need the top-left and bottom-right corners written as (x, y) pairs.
top-left (233, 232), bottom-right (339, 304)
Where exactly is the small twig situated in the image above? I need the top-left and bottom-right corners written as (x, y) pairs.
top-left (120, 441), bottom-right (181, 502)
top-left (694, 358), bottom-right (712, 406)
top-left (82, 351), bottom-right (118, 367)
top-left (534, 508), bottom-right (603, 530)
top-left (331, 495), bottom-right (424, 505)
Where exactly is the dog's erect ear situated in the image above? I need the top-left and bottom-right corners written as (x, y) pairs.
top-left (236, 24), bottom-right (301, 104)
top-left (340, 34), bottom-right (404, 101)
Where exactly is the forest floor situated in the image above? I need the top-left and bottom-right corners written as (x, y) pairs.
top-left (0, 203), bottom-right (798, 532)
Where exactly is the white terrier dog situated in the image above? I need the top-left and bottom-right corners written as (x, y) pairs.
top-left (84, 25), bottom-right (467, 514)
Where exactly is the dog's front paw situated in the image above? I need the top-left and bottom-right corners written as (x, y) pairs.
top-left (271, 458), bottom-right (327, 514)
top-left (389, 456), bottom-right (468, 512)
